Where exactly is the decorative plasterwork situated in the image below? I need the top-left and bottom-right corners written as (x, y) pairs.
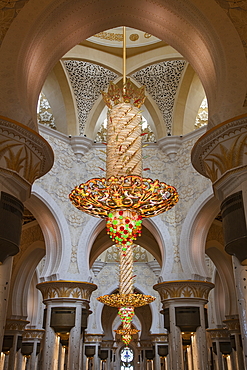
top-left (153, 280), bottom-right (214, 301)
top-left (63, 60), bottom-right (118, 135)
top-left (132, 60), bottom-right (186, 135)
top-left (23, 329), bottom-right (45, 340)
top-left (191, 114), bottom-right (247, 198)
top-left (37, 280), bottom-right (97, 301)
top-left (5, 318), bottom-right (29, 333)
top-left (207, 328), bottom-right (230, 340)
top-left (0, 116), bottom-right (54, 187)
top-left (37, 92), bottom-right (56, 130)
top-left (87, 28), bottom-right (160, 48)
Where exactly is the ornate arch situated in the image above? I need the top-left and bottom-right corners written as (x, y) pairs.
top-left (0, 0), bottom-right (246, 130)
top-left (179, 187), bottom-right (221, 279)
top-left (25, 184), bottom-right (72, 280)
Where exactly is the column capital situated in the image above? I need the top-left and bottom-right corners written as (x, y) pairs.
top-left (0, 116), bottom-right (54, 201)
top-left (23, 329), bottom-right (45, 340)
top-left (223, 315), bottom-right (241, 333)
top-left (100, 340), bottom-right (114, 348)
top-left (149, 334), bottom-right (168, 343)
top-left (36, 280), bottom-right (97, 302)
top-left (191, 114), bottom-right (247, 200)
top-left (85, 334), bottom-right (105, 343)
top-left (207, 328), bottom-right (230, 340)
top-left (153, 280), bottom-right (214, 302)
top-left (5, 318), bottom-right (29, 334)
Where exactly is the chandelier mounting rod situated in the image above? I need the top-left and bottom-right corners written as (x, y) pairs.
top-left (123, 26), bottom-right (126, 89)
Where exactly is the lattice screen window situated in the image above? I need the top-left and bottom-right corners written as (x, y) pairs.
top-left (132, 60), bottom-right (186, 135)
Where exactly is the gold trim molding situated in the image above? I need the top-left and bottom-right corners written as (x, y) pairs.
top-left (0, 116), bottom-right (54, 185)
top-left (223, 317), bottom-right (240, 333)
top-left (37, 280), bottom-right (97, 301)
top-left (153, 280), bottom-right (214, 301)
top-left (207, 328), bottom-right (230, 340)
top-left (85, 334), bottom-right (105, 343)
top-left (5, 319), bottom-right (29, 333)
top-left (23, 329), bottom-right (45, 340)
top-left (150, 334), bottom-right (168, 343)
top-left (191, 114), bottom-right (247, 186)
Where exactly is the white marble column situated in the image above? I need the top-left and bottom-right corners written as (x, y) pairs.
top-left (0, 258), bottom-right (13, 352)
top-left (0, 353), bottom-right (5, 370)
top-left (7, 334), bottom-right (20, 370)
top-left (235, 333), bottom-right (244, 370)
top-left (231, 256), bottom-right (247, 367)
top-left (168, 303), bottom-right (184, 370)
top-left (207, 329), bottom-right (232, 370)
top-left (68, 303), bottom-right (83, 370)
top-left (192, 304), bottom-right (208, 369)
top-left (58, 344), bottom-right (66, 370)
top-left (154, 280), bottom-right (214, 370)
top-left (22, 329), bottom-right (44, 370)
top-left (16, 351), bottom-right (24, 370)
top-left (2, 318), bottom-right (28, 370)
top-left (186, 346), bottom-right (193, 370)
top-left (223, 315), bottom-right (244, 370)
top-left (151, 334), bottom-right (168, 370)
top-left (84, 334), bottom-right (105, 370)
top-left (37, 281), bottom-right (97, 370)
top-left (40, 303), bottom-right (58, 370)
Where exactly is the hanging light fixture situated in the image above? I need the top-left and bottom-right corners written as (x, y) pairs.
top-left (69, 27), bottom-right (179, 345)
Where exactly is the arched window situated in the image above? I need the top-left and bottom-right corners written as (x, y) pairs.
top-left (120, 347), bottom-right (134, 370)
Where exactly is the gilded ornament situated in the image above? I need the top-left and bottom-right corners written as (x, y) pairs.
top-left (154, 280), bottom-right (214, 300)
top-left (94, 31), bottom-right (123, 42)
top-left (129, 34), bottom-right (139, 41)
top-left (0, 117), bottom-right (53, 184)
top-left (37, 281), bottom-right (97, 301)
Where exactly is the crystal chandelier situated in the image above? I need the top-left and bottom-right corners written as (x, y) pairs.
top-left (69, 27), bottom-right (179, 345)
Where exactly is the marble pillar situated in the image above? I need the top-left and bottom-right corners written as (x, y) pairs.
top-left (22, 329), bottom-right (44, 370)
top-left (84, 334), bottom-right (105, 370)
top-left (2, 318), bottom-right (28, 370)
top-left (223, 315), bottom-right (244, 370)
top-left (151, 334), bottom-right (168, 370)
top-left (207, 328), bottom-right (232, 370)
top-left (154, 280), bottom-right (214, 370)
top-left (37, 280), bottom-right (97, 370)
